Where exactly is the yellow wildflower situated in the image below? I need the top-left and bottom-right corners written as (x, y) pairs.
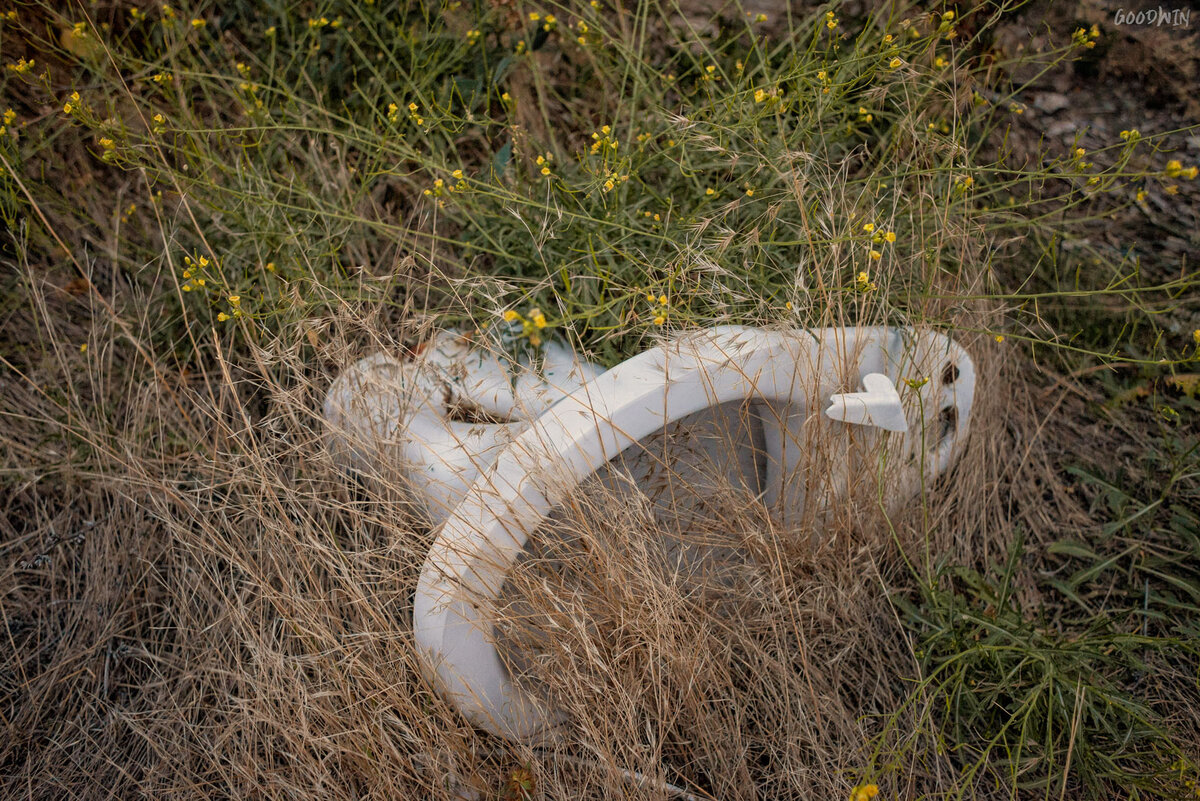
top-left (503, 310), bottom-right (520, 322)
top-left (889, 57), bottom-right (903, 69)
top-left (862, 222), bottom-right (875, 232)
top-left (653, 315), bottom-right (665, 326)
top-left (190, 17), bottom-right (205, 28)
top-left (851, 784), bottom-right (879, 801)
top-left (868, 250), bottom-right (882, 260)
top-left (883, 231), bottom-right (896, 243)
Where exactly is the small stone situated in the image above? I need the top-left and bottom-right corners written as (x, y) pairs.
top-left (1034, 92), bottom-right (1070, 114)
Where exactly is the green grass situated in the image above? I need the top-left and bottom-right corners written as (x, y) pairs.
top-left (2, 1), bottom-right (1200, 798)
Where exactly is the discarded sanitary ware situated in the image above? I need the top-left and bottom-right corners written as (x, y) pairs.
top-left (324, 325), bottom-right (976, 743)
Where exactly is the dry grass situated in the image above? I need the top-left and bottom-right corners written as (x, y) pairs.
top-left (0, 275), bottom-right (1049, 799)
top-left (2, 0), bottom-right (1199, 798)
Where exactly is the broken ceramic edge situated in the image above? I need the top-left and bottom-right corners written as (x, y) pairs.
top-left (410, 325), bottom-right (977, 742)
top-left (322, 333), bottom-right (604, 526)
top-left (824, 372), bottom-right (908, 433)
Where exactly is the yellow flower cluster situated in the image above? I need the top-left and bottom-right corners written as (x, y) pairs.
top-left (536, 153), bottom-right (553, 177)
top-left (939, 10), bottom-right (957, 38)
top-left (1166, 159), bottom-right (1198, 180)
top-left (642, 292), bottom-right (670, 325)
top-left (573, 19), bottom-right (591, 46)
top-left (850, 783), bottom-right (879, 801)
top-left (825, 11), bottom-right (838, 30)
top-left (62, 90), bottom-right (81, 115)
top-left (1119, 128), bottom-right (1140, 141)
top-left (858, 223), bottom-right (897, 273)
top-left (218, 295), bottom-right (242, 322)
top-left (7, 57), bottom-right (34, 75)
top-left (590, 125), bottom-right (617, 155)
top-left (1071, 24), bottom-right (1100, 49)
top-left (180, 255), bottom-right (210, 293)
top-left (502, 307), bottom-right (549, 346)
top-left (602, 170), bottom-right (628, 192)
top-left (0, 107), bottom-right (15, 136)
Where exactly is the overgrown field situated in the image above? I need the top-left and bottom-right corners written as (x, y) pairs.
top-left (2, 1), bottom-right (1199, 798)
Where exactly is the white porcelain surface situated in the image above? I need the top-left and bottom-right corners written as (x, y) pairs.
top-left (324, 325), bottom-right (976, 741)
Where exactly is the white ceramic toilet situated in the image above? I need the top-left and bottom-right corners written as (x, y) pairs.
top-left (323, 325), bottom-right (976, 742)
